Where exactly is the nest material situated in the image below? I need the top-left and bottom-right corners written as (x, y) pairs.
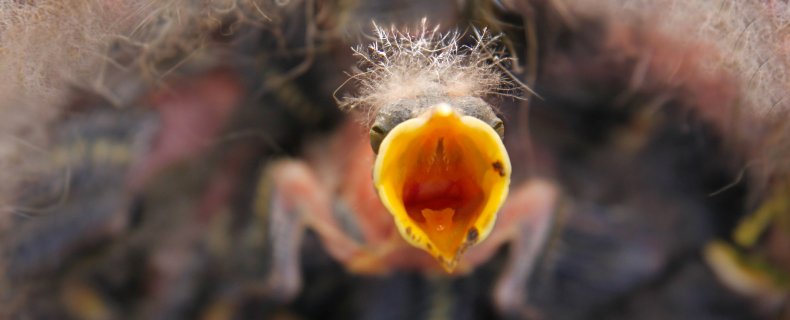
top-left (0, 0), bottom-right (273, 212)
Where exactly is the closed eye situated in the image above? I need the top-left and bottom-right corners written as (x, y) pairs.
top-left (370, 125), bottom-right (387, 153)
top-left (492, 119), bottom-right (504, 140)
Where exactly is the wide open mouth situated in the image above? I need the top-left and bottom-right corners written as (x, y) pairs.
top-left (373, 104), bottom-right (511, 272)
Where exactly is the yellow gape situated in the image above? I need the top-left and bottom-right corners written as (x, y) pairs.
top-left (373, 103), bottom-right (511, 272)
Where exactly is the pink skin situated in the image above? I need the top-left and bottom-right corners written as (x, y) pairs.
top-left (118, 70), bottom-right (253, 313)
top-left (129, 69), bottom-right (242, 190)
top-left (268, 119), bottom-right (559, 277)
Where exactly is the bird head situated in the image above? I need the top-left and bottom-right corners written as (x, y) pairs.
top-left (339, 20), bottom-right (517, 272)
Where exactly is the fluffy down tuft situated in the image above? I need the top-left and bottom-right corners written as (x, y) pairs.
top-left (338, 19), bottom-right (521, 119)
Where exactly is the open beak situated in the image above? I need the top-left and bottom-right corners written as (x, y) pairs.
top-left (373, 103), bottom-right (511, 272)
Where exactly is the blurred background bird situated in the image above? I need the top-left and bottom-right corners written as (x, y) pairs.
top-left (0, 0), bottom-right (788, 319)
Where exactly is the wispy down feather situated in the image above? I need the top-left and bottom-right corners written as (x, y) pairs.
top-left (338, 18), bottom-right (522, 116)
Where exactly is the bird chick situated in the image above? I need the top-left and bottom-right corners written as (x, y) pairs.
top-left (340, 20), bottom-right (520, 271)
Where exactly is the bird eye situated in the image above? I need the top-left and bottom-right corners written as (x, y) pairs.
top-left (492, 118), bottom-right (504, 140)
top-left (370, 125), bottom-right (387, 153)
